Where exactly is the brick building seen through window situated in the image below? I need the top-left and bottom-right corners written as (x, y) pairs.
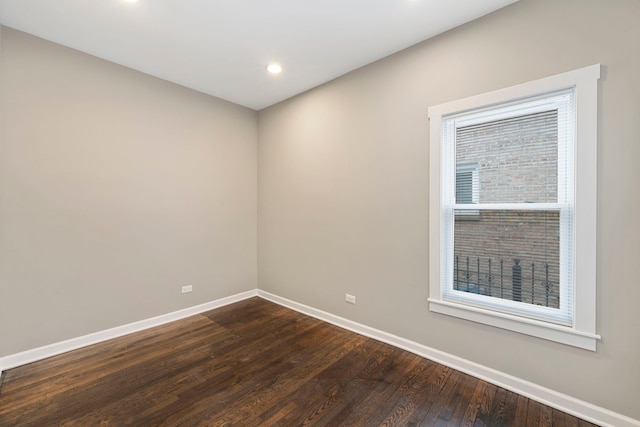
top-left (453, 110), bottom-right (560, 308)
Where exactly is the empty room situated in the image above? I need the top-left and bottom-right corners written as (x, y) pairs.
top-left (0, 0), bottom-right (638, 425)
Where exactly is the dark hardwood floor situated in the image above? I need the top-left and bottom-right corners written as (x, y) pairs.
top-left (0, 297), bottom-right (598, 426)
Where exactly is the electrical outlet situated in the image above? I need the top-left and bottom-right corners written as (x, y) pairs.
top-left (181, 285), bottom-right (193, 294)
top-left (345, 293), bottom-right (356, 304)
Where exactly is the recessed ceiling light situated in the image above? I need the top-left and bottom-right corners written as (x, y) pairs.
top-left (124, 0), bottom-right (138, 3)
top-left (266, 63), bottom-right (283, 75)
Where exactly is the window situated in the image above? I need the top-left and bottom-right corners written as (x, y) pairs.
top-left (456, 162), bottom-right (478, 205)
top-left (455, 162), bottom-right (479, 218)
top-left (428, 65), bottom-right (601, 350)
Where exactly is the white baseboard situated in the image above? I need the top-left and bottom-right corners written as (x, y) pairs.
top-left (0, 289), bottom-right (257, 373)
top-left (257, 290), bottom-right (640, 427)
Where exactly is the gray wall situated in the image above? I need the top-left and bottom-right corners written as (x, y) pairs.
top-left (0, 28), bottom-right (258, 356)
top-left (258, 0), bottom-right (640, 420)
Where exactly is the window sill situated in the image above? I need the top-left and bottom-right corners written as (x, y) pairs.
top-left (428, 298), bottom-right (600, 351)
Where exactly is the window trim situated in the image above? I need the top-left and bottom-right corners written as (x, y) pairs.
top-left (428, 64), bottom-right (601, 351)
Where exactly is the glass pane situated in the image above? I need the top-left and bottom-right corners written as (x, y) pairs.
top-left (453, 209), bottom-right (560, 308)
top-left (456, 110), bottom-right (558, 204)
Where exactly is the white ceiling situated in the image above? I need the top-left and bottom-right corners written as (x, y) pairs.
top-left (0, 0), bottom-right (518, 110)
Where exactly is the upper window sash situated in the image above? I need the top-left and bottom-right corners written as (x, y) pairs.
top-left (442, 91), bottom-right (574, 207)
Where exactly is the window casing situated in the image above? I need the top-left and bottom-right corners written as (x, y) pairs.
top-left (428, 65), bottom-right (601, 350)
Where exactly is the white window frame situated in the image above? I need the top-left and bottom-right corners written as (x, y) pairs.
top-left (428, 64), bottom-right (601, 351)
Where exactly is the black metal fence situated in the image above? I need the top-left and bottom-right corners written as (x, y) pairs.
top-left (454, 256), bottom-right (559, 308)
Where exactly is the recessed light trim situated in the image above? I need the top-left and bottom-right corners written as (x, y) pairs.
top-left (266, 63), bottom-right (283, 74)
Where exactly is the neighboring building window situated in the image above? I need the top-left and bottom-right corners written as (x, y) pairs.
top-left (428, 65), bottom-right (601, 350)
top-left (455, 162), bottom-right (479, 218)
top-left (456, 162), bottom-right (478, 204)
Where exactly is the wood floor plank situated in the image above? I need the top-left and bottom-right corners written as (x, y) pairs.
top-left (552, 407), bottom-right (579, 427)
top-left (461, 378), bottom-right (497, 427)
top-left (432, 373), bottom-right (478, 426)
top-left (487, 387), bottom-right (519, 426)
top-left (0, 297), bottom-right (600, 426)
top-left (372, 358), bottom-right (439, 426)
top-left (540, 403), bottom-right (553, 427)
top-left (416, 368), bottom-right (468, 425)
top-left (515, 393), bottom-right (531, 425)
top-left (400, 363), bottom-right (455, 425)
top-left (525, 398), bottom-right (543, 427)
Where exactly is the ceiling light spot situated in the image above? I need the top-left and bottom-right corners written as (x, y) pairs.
top-left (266, 63), bottom-right (283, 74)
